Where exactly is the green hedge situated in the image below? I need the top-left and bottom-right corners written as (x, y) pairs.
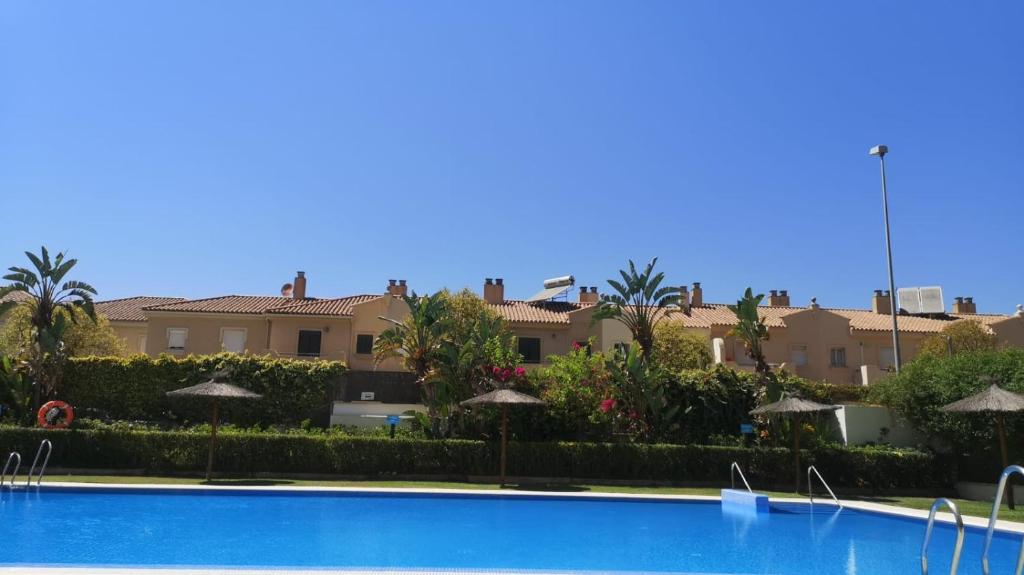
top-left (61, 354), bottom-right (346, 426)
top-left (0, 427), bottom-right (950, 492)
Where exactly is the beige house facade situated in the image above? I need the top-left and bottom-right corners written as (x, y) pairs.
top-left (88, 274), bottom-right (1024, 389)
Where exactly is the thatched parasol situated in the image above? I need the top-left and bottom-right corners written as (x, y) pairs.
top-left (461, 386), bottom-right (545, 486)
top-left (167, 379), bottom-right (262, 481)
top-left (751, 396), bottom-right (839, 492)
top-left (942, 382), bottom-right (1024, 508)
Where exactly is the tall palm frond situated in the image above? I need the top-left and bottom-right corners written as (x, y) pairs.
top-left (593, 257), bottom-right (682, 359)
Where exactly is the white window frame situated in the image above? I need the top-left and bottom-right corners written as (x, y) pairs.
top-left (220, 327), bottom-right (248, 354)
top-left (790, 344), bottom-right (808, 367)
top-left (167, 328), bottom-right (188, 351)
top-left (355, 333), bottom-right (375, 355)
top-left (297, 328), bottom-right (323, 358)
top-left (829, 346), bottom-right (847, 368)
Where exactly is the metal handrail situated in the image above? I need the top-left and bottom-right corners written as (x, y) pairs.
top-left (730, 461), bottom-right (752, 493)
top-left (1, 452), bottom-right (21, 487)
top-left (25, 440), bottom-right (52, 487)
top-left (807, 466), bottom-right (842, 509)
top-left (982, 465), bottom-right (1024, 575)
top-left (922, 497), bottom-right (965, 575)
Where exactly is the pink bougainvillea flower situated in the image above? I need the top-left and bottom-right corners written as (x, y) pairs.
top-left (491, 366), bottom-right (501, 375)
top-left (514, 367), bottom-right (526, 378)
top-left (599, 398), bottom-right (616, 413)
top-left (572, 341), bottom-right (582, 351)
top-left (501, 368), bottom-right (512, 381)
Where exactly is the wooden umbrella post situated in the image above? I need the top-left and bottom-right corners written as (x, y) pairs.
top-left (997, 414), bottom-right (1015, 509)
top-left (500, 405), bottom-right (508, 487)
top-left (206, 399), bottom-right (220, 482)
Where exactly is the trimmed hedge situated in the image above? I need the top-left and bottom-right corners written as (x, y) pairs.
top-left (0, 427), bottom-right (951, 492)
top-left (61, 354), bottom-right (346, 426)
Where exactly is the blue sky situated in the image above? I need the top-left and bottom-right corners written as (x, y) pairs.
top-left (2, 2), bottom-right (1021, 312)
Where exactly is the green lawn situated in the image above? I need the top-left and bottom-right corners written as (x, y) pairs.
top-left (39, 473), bottom-right (1024, 523)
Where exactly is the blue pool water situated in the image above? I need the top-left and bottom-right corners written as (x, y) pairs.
top-left (0, 487), bottom-right (1021, 574)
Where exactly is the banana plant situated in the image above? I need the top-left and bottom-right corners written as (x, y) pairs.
top-left (592, 258), bottom-right (682, 360)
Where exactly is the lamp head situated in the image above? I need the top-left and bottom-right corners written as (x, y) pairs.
top-left (869, 145), bottom-right (889, 158)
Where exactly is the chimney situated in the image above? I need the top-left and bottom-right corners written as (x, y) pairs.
top-left (386, 279), bottom-right (408, 297)
top-left (483, 278), bottom-right (505, 305)
top-left (691, 282), bottom-right (703, 307)
top-left (579, 286), bottom-right (600, 304)
top-left (769, 289), bottom-right (790, 307)
top-left (292, 271), bottom-right (307, 300)
top-left (953, 296), bottom-right (977, 314)
top-left (872, 289), bottom-right (891, 314)
top-left (679, 285), bottom-right (690, 309)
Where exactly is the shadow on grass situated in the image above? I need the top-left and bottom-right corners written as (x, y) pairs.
top-left (201, 479), bottom-right (297, 486)
top-left (504, 483), bottom-right (590, 492)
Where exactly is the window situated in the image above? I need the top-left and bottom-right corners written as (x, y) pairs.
top-left (829, 347), bottom-right (847, 368)
top-left (297, 330), bottom-right (322, 357)
top-left (790, 344), bottom-right (808, 367)
top-left (879, 347), bottom-right (896, 370)
top-left (167, 328), bottom-right (188, 351)
top-left (518, 337), bottom-right (542, 364)
top-left (221, 328), bottom-right (247, 354)
top-left (356, 334), bottom-right (374, 355)
top-left (734, 341), bottom-right (754, 365)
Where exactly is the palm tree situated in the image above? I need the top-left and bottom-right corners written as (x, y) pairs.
top-left (374, 291), bottom-right (448, 426)
top-left (593, 258), bottom-right (682, 360)
top-left (0, 247), bottom-right (97, 407)
top-left (727, 288), bottom-right (776, 397)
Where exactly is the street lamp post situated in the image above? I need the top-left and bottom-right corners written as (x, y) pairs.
top-left (869, 144), bottom-right (902, 373)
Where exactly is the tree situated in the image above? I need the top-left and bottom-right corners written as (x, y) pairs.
top-left (605, 341), bottom-right (680, 442)
top-left (652, 322), bottom-right (712, 372)
top-left (727, 288), bottom-right (778, 402)
top-left (919, 320), bottom-right (999, 358)
top-left (593, 258), bottom-right (682, 360)
top-left (0, 305), bottom-right (126, 358)
top-left (373, 291), bottom-right (448, 426)
top-left (0, 247), bottom-right (97, 407)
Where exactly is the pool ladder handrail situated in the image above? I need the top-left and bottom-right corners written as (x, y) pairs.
top-left (981, 465), bottom-right (1024, 575)
top-left (922, 497), bottom-right (965, 575)
top-left (730, 461), bottom-right (752, 493)
top-left (807, 465), bottom-right (842, 509)
top-left (25, 440), bottom-right (52, 487)
top-left (1, 451), bottom-right (21, 487)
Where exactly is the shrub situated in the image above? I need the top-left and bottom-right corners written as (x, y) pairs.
top-left (868, 349), bottom-right (1024, 477)
top-left (0, 427), bottom-right (949, 492)
top-left (918, 320), bottom-right (999, 359)
top-left (652, 323), bottom-right (712, 371)
top-left (60, 354), bottom-right (346, 426)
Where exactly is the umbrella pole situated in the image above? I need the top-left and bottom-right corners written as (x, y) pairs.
top-left (206, 399), bottom-right (220, 482)
top-left (793, 414), bottom-right (801, 494)
top-left (500, 405), bottom-right (508, 487)
top-left (997, 414), bottom-right (1015, 509)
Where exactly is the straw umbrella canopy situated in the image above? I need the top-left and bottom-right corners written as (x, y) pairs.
top-left (941, 382), bottom-right (1024, 508)
top-left (166, 379), bottom-right (262, 481)
top-left (461, 386), bottom-right (545, 486)
top-left (751, 396), bottom-right (839, 492)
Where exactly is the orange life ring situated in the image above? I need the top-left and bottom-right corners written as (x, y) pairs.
top-left (37, 400), bottom-right (74, 429)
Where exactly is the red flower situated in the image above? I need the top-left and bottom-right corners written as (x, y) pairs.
top-left (572, 341), bottom-right (582, 351)
top-left (514, 367), bottom-right (526, 378)
top-left (492, 366), bottom-right (502, 376)
top-left (501, 368), bottom-right (512, 381)
top-left (599, 398), bottom-right (616, 413)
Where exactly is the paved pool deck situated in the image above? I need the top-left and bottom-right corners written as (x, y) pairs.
top-left (1, 482), bottom-right (1021, 575)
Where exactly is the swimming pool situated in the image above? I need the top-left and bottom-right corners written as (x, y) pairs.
top-left (0, 486), bottom-right (1021, 574)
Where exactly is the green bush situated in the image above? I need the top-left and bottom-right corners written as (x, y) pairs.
top-left (0, 427), bottom-right (949, 492)
top-left (868, 348), bottom-right (1024, 478)
top-left (61, 354), bottom-right (346, 426)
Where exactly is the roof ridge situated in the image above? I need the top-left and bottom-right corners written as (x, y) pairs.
top-left (96, 295), bottom-right (185, 304)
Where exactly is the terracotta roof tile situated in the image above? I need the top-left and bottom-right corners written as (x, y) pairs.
top-left (490, 300), bottom-right (583, 325)
top-left (672, 303), bottom-right (1015, 335)
top-left (266, 295), bottom-right (380, 316)
top-left (144, 295), bottom-right (304, 315)
top-left (96, 296), bottom-right (186, 322)
top-left (0, 289), bottom-right (32, 304)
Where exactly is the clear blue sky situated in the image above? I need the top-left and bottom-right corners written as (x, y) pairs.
top-left (2, 2), bottom-right (1021, 312)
